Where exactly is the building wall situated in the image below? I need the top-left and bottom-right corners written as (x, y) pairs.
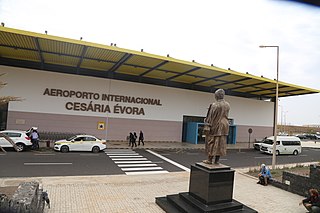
top-left (1, 65), bottom-right (274, 142)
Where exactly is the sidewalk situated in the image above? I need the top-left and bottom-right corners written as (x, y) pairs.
top-left (1, 140), bottom-right (319, 213)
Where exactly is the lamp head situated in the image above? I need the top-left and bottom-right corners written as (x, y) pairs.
top-left (259, 45), bottom-right (266, 48)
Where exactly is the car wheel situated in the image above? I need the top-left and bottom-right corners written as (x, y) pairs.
top-left (61, 145), bottom-right (69, 153)
top-left (276, 150), bottom-right (280, 155)
top-left (92, 146), bottom-right (100, 153)
top-left (293, 150), bottom-right (298, 155)
top-left (15, 143), bottom-right (25, 152)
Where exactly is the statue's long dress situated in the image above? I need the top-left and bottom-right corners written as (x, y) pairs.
top-left (204, 100), bottom-right (230, 156)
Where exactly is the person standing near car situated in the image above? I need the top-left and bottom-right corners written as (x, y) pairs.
top-left (31, 129), bottom-right (40, 150)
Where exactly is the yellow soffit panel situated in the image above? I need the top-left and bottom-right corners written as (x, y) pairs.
top-left (0, 26), bottom-right (319, 98)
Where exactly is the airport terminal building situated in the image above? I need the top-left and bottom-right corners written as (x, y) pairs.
top-left (0, 27), bottom-right (319, 144)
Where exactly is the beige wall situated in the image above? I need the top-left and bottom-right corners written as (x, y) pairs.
top-left (7, 111), bottom-right (182, 141)
top-left (236, 125), bottom-right (273, 143)
top-left (107, 117), bottom-right (182, 141)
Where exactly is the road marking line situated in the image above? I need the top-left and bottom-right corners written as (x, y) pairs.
top-left (109, 155), bottom-right (143, 158)
top-left (125, 170), bottom-right (169, 175)
top-left (121, 167), bottom-right (163, 171)
top-left (147, 150), bottom-right (190, 172)
top-left (112, 158), bottom-right (147, 161)
top-left (114, 161), bottom-right (152, 164)
top-left (118, 164), bottom-right (157, 167)
top-left (34, 154), bottom-right (56, 156)
top-left (24, 163), bottom-right (72, 165)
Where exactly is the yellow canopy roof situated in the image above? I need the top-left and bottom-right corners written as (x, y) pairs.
top-left (0, 26), bottom-right (319, 99)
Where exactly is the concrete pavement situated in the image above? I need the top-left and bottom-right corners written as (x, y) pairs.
top-left (1, 140), bottom-right (319, 213)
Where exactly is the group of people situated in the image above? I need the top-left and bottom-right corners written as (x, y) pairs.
top-left (127, 131), bottom-right (144, 148)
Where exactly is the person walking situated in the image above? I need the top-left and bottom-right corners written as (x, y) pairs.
top-left (202, 88), bottom-right (230, 165)
top-left (299, 188), bottom-right (320, 212)
top-left (138, 130), bottom-right (144, 146)
top-left (130, 132), bottom-right (137, 148)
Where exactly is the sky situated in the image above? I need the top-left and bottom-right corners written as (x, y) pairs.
top-left (0, 0), bottom-right (320, 126)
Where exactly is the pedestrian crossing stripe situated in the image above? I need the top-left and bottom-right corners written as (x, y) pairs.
top-left (118, 164), bottom-right (157, 167)
top-left (114, 160), bottom-right (152, 164)
top-left (105, 150), bottom-right (168, 175)
top-left (121, 167), bottom-right (163, 171)
top-left (126, 171), bottom-right (169, 175)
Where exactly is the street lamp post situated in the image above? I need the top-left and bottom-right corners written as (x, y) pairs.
top-left (259, 45), bottom-right (279, 170)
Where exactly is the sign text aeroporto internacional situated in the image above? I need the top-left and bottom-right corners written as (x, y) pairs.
top-left (43, 88), bottom-right (162, 116)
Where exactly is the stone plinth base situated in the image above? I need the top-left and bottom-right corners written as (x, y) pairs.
top-left (156, 163), bottom-right (257, 213)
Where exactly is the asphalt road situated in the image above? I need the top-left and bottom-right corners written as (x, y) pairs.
top-left (153, 148), bottom-right (320, 168)
top-left (1, 147), bottom-right (319, 177)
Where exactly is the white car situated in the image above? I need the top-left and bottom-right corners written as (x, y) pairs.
top-left (0, 130), bottom-right (32, 152)
top-left (260, 136), bottom-right (301, 155)
top-left (54, 135), bottom-right (107, 153)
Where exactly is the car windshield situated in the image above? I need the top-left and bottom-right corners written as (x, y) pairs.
top-left (263, 139), bottom-right (274, 145)
top-left (67, 136), bottom-right (77, 141)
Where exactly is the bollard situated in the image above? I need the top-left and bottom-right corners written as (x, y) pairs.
top-left (46, 140), bottom-right (50, 148)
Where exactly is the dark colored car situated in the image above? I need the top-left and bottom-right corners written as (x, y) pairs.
top-left (304, 134), bottom-right (317, 140)
top-left (295, 134), bottom-right (307, 140)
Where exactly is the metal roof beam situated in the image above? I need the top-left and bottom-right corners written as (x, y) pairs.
top-left (211, 77), bottom-right (252, 88)
top-left (166, 67), bottom-right (201, 81)
top-left (0, 44), bottom-right (116, 64)
top-left (34, 38), bottom-right (44, 68)
top-left (229, 81), bottom-right (269, 90)
top-left (139, 61), bottom-right (169, 77)
top-left (250, 85), bottom-right (289, 94)
top-left (108, 53), bottom-right (132, 73)
top-left (192, 73), bottom-right (230, 85)
top-left (262, 88), bottom-right (304, 96)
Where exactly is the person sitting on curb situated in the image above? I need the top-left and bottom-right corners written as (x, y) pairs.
top-left (257, 164), bottom-right (272, 186)
top-left (299, 188), bottom-right (320, 213)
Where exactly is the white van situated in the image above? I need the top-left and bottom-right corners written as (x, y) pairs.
top-left (260, 136), bottom-right (301, 155)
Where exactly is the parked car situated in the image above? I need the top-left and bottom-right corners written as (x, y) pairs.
top-left (0, 130), bottom-right (32, 151)
top-left (295, 134), bottom-right (307, 140)
top-left (304, 134), bottom-right (318, 140)
top-left (296, 134), bottom-right (317, 140)
top-left (253, 137), bottom-right (267, 150)
top-left (260, 136), bottom-right (301, 155)
top-left (54, 135), bottom-right (107, 153)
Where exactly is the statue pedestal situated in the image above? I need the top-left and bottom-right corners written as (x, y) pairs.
top-left (156, 163), bottom-right (257, 213)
